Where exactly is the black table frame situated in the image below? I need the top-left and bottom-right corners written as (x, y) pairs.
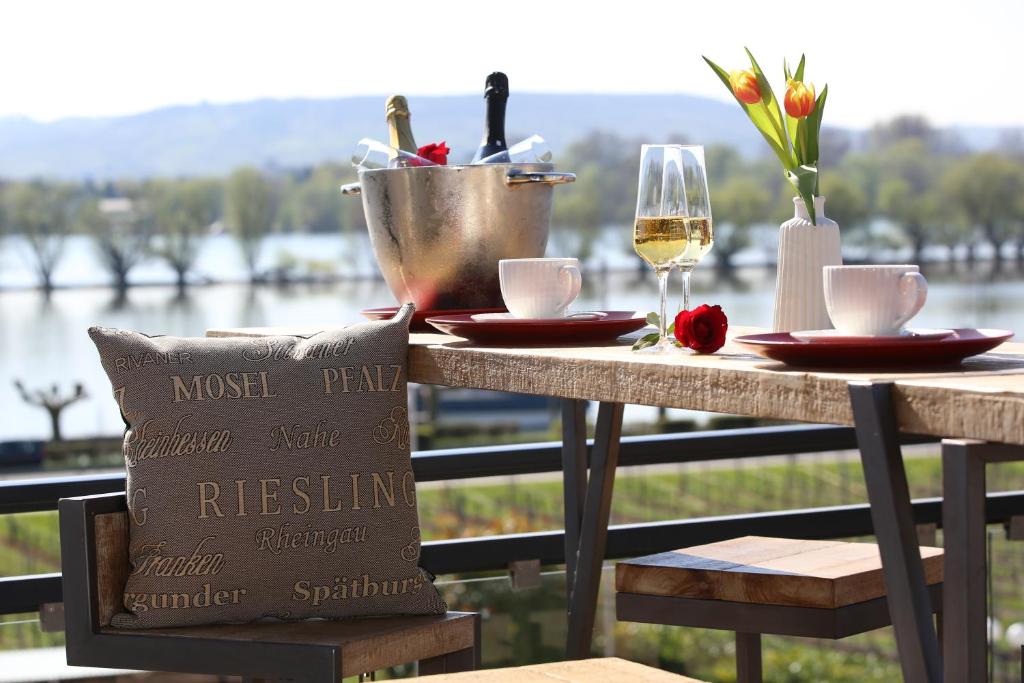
top-left (558, 381), bottom-right (1018, 683)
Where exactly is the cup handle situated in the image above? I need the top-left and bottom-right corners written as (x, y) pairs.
top-left (894, 272), bottom-right (928, 329)
top-left (558, 264), bottom-right (583, 312)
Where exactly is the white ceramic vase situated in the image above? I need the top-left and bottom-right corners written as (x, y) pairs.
top-left (772, 196), bottom-right (842, 332)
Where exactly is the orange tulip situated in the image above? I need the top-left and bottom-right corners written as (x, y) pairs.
top-left (729, 70), bottom-right (761, 105)
top-left (784, 79), bottom-right (816, 118)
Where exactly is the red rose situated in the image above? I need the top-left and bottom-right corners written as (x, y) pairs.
top-left (417, 141), bottom-right (450, 165)
top-left (674, 304), bottom-right (728, 354)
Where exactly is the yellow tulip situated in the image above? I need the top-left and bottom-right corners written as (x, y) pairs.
top-left (729, 70), bottom-right (761, 105)
top-left (784, 79), bottom-right (816, 118)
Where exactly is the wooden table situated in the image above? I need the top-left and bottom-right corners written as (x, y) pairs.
top-left (209, 325), bottom-right (1024, 682)
top-left (417, 657), bottom-right (707, 682)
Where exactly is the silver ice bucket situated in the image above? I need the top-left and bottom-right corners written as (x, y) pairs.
top-left (341, 163), bottom-right (575, 310)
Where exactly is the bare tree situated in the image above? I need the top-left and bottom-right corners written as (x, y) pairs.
top-left (14, 380), bottom-right (88, 441)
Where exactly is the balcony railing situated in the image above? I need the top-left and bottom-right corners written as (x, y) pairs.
top-left (1, 423), bottom-right (1023, 622)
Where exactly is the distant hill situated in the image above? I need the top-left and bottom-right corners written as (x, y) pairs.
top-left (0, 94), bottom-right (766, 179)
top-left (0, 95), bottom-right (1018, 180)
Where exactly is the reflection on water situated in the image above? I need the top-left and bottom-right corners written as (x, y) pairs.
top-left (0, 266), bottom-right (1022, 440)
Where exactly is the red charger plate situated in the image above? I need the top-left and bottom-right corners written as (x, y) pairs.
top-left (361, 306), bottom-right (507, 333)
top-left (733, 328), bottom-right (1014, 368)
top-left (425, 311), bottom-right (647, 345)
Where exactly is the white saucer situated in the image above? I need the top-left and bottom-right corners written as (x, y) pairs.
top-left (790, 328), bottom-right (956, 343)
top-left (470, 311), bottom-right (608, 322)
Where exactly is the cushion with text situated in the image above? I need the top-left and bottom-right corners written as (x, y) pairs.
top-left (87, 304), bottom-right (446, 628)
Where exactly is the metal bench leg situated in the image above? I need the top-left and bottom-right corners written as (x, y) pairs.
top-left (562, 400), bottom-right (624, 659)
top-left (418, 647), bottom-right (476, 675)
top-left (735, 632), bottom-right (762, 683)
top-left (942, 439), bottom-right (987, 683)
top-left (941, 440), bottom-right (1024, 682)
top-left (418, 613), bottom-right (481, 674)
top-left (849, 382), bottom-right (942, 683)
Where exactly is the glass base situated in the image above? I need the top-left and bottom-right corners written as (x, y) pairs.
top-left (633, 338), bottom-right (690, 355)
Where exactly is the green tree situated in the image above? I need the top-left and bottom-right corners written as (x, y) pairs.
top-left (942, 154), bottom-right (1024, 265)
top-left (868, 115), bottom-right (937, 150)
top-left (704, 144), bottom-right (743, 185)
top-left (877, 179), bottom-right (941, 263)
top-left (0, 182), bottom-right (7, 280)
top-left (711, 176), bottom-right (772, 271)
top-left (553, 132), bottom-right (643, 262)
top-left (149, 178), bottom-right (222, 289)
top-left (550, 164), bottom-right (603, 260)
top-left (819, 174), bottom-right (869, 232)
top-left (226, 167), bottom-right (277, 282)
top-left (4, 182), bottom-right (73, 293)
top-left (283, 164), bottom-right (347, 234)
top-left (872, 140), bottom-right (945, 263)
top-left (867, 115), bottom-right (965, 155)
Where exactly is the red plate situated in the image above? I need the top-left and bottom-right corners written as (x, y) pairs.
top-left (425, 311), bottom-right (647, 345)
top-left (361, 306), bottom-right (507, 333)
top-left (734, 328), bottom-right (1014, 368)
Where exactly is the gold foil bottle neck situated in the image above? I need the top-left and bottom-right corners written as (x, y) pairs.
top-left (385, 95), bottom-right (410, 119)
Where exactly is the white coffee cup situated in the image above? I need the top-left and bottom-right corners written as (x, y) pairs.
top-left (823, 265), bottom-right (928, 336)
top-left (499, 258), bottom-right (583, 319)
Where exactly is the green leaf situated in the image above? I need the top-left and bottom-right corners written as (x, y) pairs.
top-left (745, 48), bottom-right (795, 167)
top-left (786, 165), bottom-right (819, 225)
top-left (789, 115), bottom-right (804, 165)
top-left (784, 55), bottom-right (807, 161)
top-left (645, 311), bottom-right (660, 327)
top-left (804, 84), bottom-right (828, 170)
top-left (794, 54), bottom-right (806, 81)
top-left (632, 332), bottom-right (661, 351)
top-left (703, 55), bottom-right (795, 170)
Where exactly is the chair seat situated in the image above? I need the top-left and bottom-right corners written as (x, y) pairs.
top-left (98, 612), bottom-right (476, 679)
top-left (615, 536), bottom-right (943, 609)
top-left (418, 657), bottom-right (706, 682)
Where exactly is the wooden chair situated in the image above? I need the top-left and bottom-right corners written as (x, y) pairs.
top-left (59, 492), bottom-right (480, 682)
top-left (417, 657), bottom-right (707, 682)
top-left (615, 536), bottom-right (943, 683)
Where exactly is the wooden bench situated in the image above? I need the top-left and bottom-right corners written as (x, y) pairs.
top-left (418, 657), bottom-right (707, 681)
top-left (616, 536), bottom-right (944, 683)
top-left (59, 492), bottom-right (480, 682)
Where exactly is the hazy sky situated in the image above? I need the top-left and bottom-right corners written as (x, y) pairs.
top-left (2, 0), bottom-right (1021, 128)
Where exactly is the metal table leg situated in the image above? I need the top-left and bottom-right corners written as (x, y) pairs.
top-left (849, 381), bottom-right (942, 683)
top-left (735, 632), bottom-right (763, 683)
top-left (561, 399), bottom-right (624, 659)
top-left (562, 399), bottom-right (588, 597)
top-left (942, 439), bottom-right (1024, 682)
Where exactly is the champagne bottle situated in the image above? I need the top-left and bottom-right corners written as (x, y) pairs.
top-left (471, 72), bottom-right (509, 163)
top-left (385, 95), bottom-right (417, 154)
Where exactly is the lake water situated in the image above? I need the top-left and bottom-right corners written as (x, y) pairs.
top-left (0, 234), bottom-right (1022, 440)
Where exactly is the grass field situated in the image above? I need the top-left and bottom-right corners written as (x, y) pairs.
top-left (2, 446), bottom-right (1024, 681)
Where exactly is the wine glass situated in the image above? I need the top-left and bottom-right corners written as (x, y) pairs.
top-left (675, 146), bottom-right (713, 314)
top-left (633, 144), bottom-right (714, 353)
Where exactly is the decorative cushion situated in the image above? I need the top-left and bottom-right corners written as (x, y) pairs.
top-left (87, 304), bottom-right (446, 628)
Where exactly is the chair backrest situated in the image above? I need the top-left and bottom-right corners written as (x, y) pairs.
top-left (59, 492), bottom-right (130, 634)
top-left (93, 510), bottom-right (129, 627)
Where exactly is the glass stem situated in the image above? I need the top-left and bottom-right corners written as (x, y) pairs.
top-left (657, 268), bottom-right (670, 344)
top-left (680, 268), bottom-right (692, 313)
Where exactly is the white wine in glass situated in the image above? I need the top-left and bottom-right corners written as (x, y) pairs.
top-left (632, 145), bottom-right (713, 353)
top-left (634, 216), bottom-right (714, 269)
